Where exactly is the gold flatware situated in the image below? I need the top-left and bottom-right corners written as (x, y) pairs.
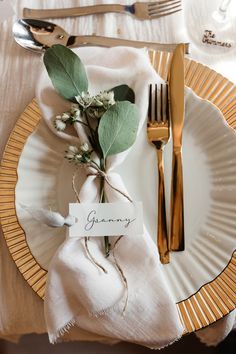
top-left (13, 19), bottom-right (190, 54)
top-left (23, 0), bottom-right (182, 20)
top-left (168, 43), bottom-right (185, 251)
top-left (147, 83), bottom-right (170, 264)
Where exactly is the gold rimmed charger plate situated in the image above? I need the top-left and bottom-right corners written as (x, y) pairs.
top-left (0, 52), bottom-right (236, 333)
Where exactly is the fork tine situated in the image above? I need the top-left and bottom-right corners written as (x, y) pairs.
top-left (159, 83), bottom-right (170, 123)
top-left (148, 0), bottom-right (180, 8)
top-left (149, 4), bottom-right (182, 16)
top-left (160, 84), bottom-right (164, 123)
top-left (148, 84), bottom-right (153, 122)
top-left (148, 0), bottom-right (181, 11)
top-left (148, 0), bottom-right (182, 18)
top-left (155, 84), bottom-right (158, 122)
top-left (149, 8), bottom-right (182, 20)
top-left (166, 84), bottom-right (170, 124)
top-left (165, 84), bottom-right (170, 124)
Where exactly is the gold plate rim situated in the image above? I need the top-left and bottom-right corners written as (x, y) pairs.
top-left (0, 53), bottom-right (236, 333)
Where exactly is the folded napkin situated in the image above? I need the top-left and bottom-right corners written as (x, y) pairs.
top-left (36, 46), bottom-right (184, 348)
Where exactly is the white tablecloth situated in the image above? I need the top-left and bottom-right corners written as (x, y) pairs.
top-left (0, 0), bottom-right (235, 344)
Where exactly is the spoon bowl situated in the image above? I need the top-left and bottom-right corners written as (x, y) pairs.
top-left (13, 19), bottom-right (69, 53)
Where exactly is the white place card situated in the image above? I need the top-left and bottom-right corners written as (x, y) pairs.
top-left (0, 0), bottom-right (14, 23)
top-left (69, 202), bottom-right (143, 237)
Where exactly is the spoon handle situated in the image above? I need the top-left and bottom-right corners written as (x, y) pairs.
top-left (68, 35), bottom-right (190, 54)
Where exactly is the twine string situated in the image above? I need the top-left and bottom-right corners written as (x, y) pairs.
top-left (84, 237), bottom-right (108, 274)
top-left (72, 168), bottom-right (81, 203)
top-left (72, 168), bottom-right (108, 273)
top-left (87, 165), bottom-right (133, 203)
top-left (72, 163), bottom-right (131, 313)
top-left (112, 236), bottom-right (128, 314)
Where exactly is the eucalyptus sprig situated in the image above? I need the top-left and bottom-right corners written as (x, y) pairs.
top-left (44, 45), bottom-right (139, 256)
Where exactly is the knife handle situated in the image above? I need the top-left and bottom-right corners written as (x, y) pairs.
top-left (70, 35), bottom-right (189, 54)
top-left (170, 148), bottom-right (185, 251)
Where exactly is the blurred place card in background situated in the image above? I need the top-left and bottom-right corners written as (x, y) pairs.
top-left (0, 0), bottom-right (14, 23)
top-left (69, 202), bottom-right (143, 237)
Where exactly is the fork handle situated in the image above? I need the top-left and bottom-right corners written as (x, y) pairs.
top-left (23, 5), bottom-right (125, 19)
top-left (170, 149), bottom-right (185, 251)
top-left (157, 149), bottom-right (169, 264)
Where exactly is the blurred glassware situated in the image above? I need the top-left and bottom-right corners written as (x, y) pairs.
top-left (185, 0), bottom-right (236, 57)
top-left (212, 0), bottom-right (232, 23)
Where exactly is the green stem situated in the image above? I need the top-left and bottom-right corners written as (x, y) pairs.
top-left (84, 112), bottom-right (96, 146)
top-left (100, 158), bottom-right (110, 257)
top-left (84, 113), bottom-right (102, 158)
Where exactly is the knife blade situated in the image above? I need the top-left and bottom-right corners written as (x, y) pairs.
top-left (168, 43), bottom-right (185, 251)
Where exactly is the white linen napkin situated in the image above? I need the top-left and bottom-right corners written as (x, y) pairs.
top-left (36, 46), bottom-right (184, 348)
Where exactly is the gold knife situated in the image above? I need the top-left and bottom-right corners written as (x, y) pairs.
top-left (168, 43), bottom-right (185, 251)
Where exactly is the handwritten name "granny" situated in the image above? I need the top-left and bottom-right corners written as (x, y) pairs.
top-left (85, 209), bottom-right (136, 231)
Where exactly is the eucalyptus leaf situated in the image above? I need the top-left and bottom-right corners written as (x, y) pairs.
top-left (43, 44), bottom-right (88, 102)
top-left (110, 84), bottom-right (135, 103)
top-left (98, 101), bottom-right (139, 158)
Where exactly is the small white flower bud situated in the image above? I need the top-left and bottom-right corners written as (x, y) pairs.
top-left (74, 110), bottom-right (81, 118)
top-left (68, 145), bottom-right (79, 153)
top-left (93, 98), bottom-right (103, 106)
top-left (108, 91), bottom-right (115, 105)
top-left (71, 103), bottom-right (79, 113)
top-left (61, 112), bottom-right (70, 121)
top-left (55, 119), bottom-right (66, 131)
top-left (65, 153), bottom-right (75, 159)
top-left (80, 142), bottom-right (89, 152)
top-left (81, 92), bottom-right (90, 100)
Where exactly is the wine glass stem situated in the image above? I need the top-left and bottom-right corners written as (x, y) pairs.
top-left (219, 0), bottom-right (231, 12)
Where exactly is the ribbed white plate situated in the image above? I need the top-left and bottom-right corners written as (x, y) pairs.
top-left (15, 88), bottom-right (236, 303)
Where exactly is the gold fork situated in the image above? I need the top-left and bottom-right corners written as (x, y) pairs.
top-left (147, 83), bottom-right (170, 264)
top-left (23, 0), bottom-right (182, 20)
